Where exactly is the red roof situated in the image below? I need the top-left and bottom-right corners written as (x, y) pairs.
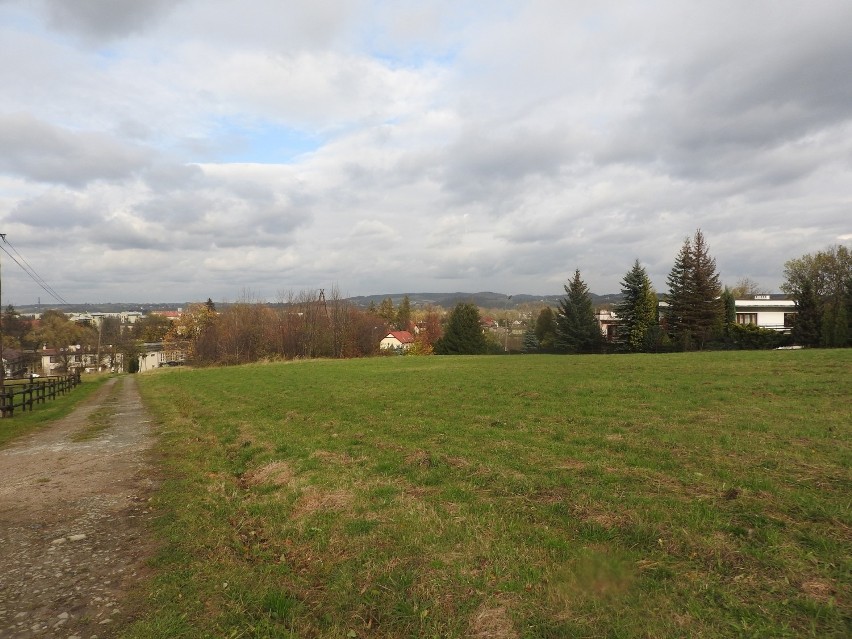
top-left (387, 331), bottom-right (415, 344)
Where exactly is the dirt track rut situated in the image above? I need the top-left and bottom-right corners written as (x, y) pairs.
top-left (0, 376), bottom-right (158, 638)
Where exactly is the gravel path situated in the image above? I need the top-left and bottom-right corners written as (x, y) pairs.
top-left (0, 376), bottom-right (158, 639)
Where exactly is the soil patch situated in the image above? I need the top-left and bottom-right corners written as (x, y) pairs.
top-left (0, 376), bottom-right (158, 638)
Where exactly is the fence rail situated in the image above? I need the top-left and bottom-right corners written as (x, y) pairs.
top-left (0, 372), bottom-right (82, 417)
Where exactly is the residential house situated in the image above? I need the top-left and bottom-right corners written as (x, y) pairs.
top-left (595, 309), bottom-right (619, 341)
top-left (380, 331), bottom-right (415, 352)
top-left (1, 348), bottom-right (35, 378)
top-left (137, 342), bottom-right (189, 372)
top-left (734, 295), bottom-right (796, 332)
top-left (39, 345), bottom-right (124, 375)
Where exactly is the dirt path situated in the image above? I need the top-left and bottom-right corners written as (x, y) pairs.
top-left (0, 376), bottom-right (158, 639)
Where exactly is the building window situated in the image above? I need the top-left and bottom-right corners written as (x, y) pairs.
top-left (736, 313), bottom-right (758, 325)
top-left (784, 313), bottom-right (796, 328)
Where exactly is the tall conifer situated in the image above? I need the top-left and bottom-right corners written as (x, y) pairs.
top-left (555, 270), bottom-right (603, 353)
top-left (665, 230), bottom-right (723, 350)
top-left (615, 260), bottom-right (657, 352)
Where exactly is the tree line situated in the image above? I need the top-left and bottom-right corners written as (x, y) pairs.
top-left (438, 231), bottom-right (851, 355)
top-left (6, 233), bottom-right (848, 370)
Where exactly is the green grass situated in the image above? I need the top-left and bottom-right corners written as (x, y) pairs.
top-left (0, 374), bottom-right (112, 448)
top-left (129, 351), bottom-right (851, 638)
top-left (70, 377), bottom-right (123, 442)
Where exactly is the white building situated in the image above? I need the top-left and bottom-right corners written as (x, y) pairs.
top-left (380, 331), bottom-right (415, 351)
top-left (734, 295), bottom-right (796, 332)
top-left (138, 342), bottom-right (188, 372)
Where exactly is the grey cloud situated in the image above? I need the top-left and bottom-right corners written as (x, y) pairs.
top-left (601, 8), bottom-right (852, 184)
top-left (140, 162), bottom-right (205, 192)
top-left (91, 219), bottom-right (160, 250)
top-left (40, 0), bottom-right (183, 41)
top-left (442, 127), bottom-right (569, 193)
top-left (8, 190), bottom-right (102, 229)
top-left (0, 114), bottom-right (151, 186)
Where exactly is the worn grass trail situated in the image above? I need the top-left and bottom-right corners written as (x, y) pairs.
top-left (131, 351), bottom-right (850, 638)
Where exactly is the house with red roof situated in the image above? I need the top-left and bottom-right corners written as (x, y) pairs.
top-left (379, 331), bottom-right (415, 352)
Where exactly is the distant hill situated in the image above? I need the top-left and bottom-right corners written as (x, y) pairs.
top-left (347, 291), bottom-right (624, 309)
top-left (13, 302), bottom-right (189, 315)
top-left (13, 292), bottom-right (624, 315)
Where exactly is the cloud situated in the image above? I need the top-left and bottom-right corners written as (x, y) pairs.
top-left (0, 114), bottom-right (151, 186)
top-left (0, 1), bottom-right (850, 303)
top-left (40, 0), bottom-right (183, 41)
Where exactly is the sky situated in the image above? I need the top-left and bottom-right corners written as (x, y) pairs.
top-left (0, 0), bottom-right (850, 305)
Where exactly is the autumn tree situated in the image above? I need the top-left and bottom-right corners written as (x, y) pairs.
top-left (170, 302), bottom-right (219, 363)
top-left (134, 314), bottom-right (172, 342)
top-left (217, 296), bottom-right (271, 364)
top-left (614, 260), bottom-right (658, 352)
top-left (555, 270), bottom-right (603, 354)
top-left (782, 244), bottom-right (851, 347)
top-left (729, 277), bottom-right (766, 299)
top-left (409, 307), bottom-right (442, 354)
top-left (30, 310), bottom-right (97, 372)
top-left (664, 230), bottom-right (723, 350)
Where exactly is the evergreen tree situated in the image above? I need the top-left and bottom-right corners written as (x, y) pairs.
top-left (555, 270), bottom-right (603, 353)
top-left (522, 328), bottom-right (539, 353)
top-left (689, 230), bottom-right (724, 348)
top-left (665, 230), bottom-right (723, 350)
top-left (782, 244), bottom-right (852, 348)
top-left (377, 297), bottom-right (396, 324)
top-left (820, 300), bottom-right (848, 348)
top-left (2, 305), bottom-right (26, 348)
top-left (434, 303), bottom-right (488, 355)
top-left (665, 237), bottom-right (693, 349)
top-left (721, 287), bottom-right (736, 327)
top-left (791, 278), bottom-right (821, 346)
top-left (396, 295), bottom-right (412, 331)
top-left (534, 307), bottom-right (556, 351)
top-left (614, 260), bottom-right (657, 352)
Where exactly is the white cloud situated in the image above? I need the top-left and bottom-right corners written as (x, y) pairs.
top-left (0, 1), bottom-right (850, 303)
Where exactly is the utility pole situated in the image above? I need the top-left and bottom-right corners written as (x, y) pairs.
top-left (0, 233), bottom-right (5, 408)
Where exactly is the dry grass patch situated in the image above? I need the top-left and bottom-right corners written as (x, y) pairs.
top-left (242, 461), bottom-right (296, 488)
top-left (555, 458), bottom-right (586, 471)
top-left (800, 578), bottom-right (838, 602)
top-left (468, 604), bottom-right (518, 639)
top-left (405, 449), bottom-right (433, 467)
top-left (311, 449), bottom-right (361, 465)
top-left (291, 487), bottom-right (354, 519)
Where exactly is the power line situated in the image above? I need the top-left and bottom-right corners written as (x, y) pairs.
top-left (2, 236), bottom-right (68, 304)
top-left (0, 236), bottom-right (69, 305)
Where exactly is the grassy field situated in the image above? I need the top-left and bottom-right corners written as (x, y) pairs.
top-left (0, 374), bottom-right (111, 447)
top-left (130, 351), bottom-right (850, 638)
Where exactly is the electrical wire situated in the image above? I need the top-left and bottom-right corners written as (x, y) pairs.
top-left (0, 237), bottom-right (69, 305)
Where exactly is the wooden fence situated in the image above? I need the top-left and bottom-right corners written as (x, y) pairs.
top-left (0, 372), bottom-right (82, 418)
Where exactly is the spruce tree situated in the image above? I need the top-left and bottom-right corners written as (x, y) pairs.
top-left (396, 295), bottom-right (412, 331)
top-left (791, 278), bottom-right (821, 346)
top-left (522, 328), bottom-right (539, 353)
top-left (614, 260), bottom-right (657, 352)
top-left (665, 237), bottom-right (692, 349)
top-left (665, 230), bottom-right (723, 350)
top-left (555, 270), bottom-right (603, 353)
top-left (434, 303), bottom-right (487, 355)
top-left (534, 307), bottom-right (557, 351)
top-left (689, 230), bottom-right (724, 348)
